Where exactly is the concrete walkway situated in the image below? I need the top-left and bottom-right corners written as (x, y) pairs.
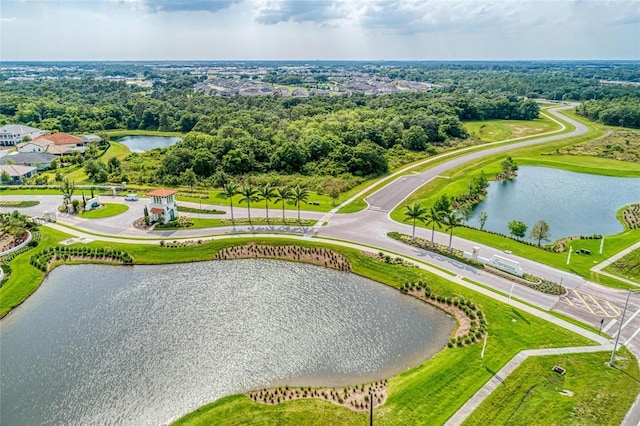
top-left (591, 240), bottom-right (640, 288)
top-left (444, 344), bottom-right (614, 426)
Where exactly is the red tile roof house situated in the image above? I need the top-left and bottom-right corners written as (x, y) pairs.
top-left (147, 188), bottom-right (178, 224)
top-left (32, 132), bottom-right (89, 156)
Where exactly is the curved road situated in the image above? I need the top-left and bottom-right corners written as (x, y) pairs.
top-left (2, 105), bottom-right (639, 424)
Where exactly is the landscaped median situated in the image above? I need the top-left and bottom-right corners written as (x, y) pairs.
top-left (0, 225), bottom-right (635, 425)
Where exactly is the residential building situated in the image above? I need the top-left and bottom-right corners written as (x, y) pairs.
top-left (147, 188), bottom-right (178, 224)
top-left (0, 124), bottom-right (47, 146)
top-left (0, 152), bottom-right (57, 170)
top-left (0, 164), bottom-right (37, 183)
top-left (17, 138), bottom-right (51, 153)
top-left (35, 132), bottom-right (86, 147)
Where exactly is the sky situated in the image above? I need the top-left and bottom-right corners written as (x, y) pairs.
top-left (1, 0), bottom-right (639, 61)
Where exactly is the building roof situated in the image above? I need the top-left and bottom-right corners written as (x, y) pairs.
top-left (18, 138), bottom-right (52, 148)
top-left (35, 132), bottom-right (83, 146)
top-left (46, 145), bottom-right (86, 156)
top-left (0, 124), bottom-right (43, 135)
top-left (148, 188), bottom-right (178, 197)
top-left (0, 152), bottom-right (57, 166)
top-left (150, 207), bottom-right (165, 214)
top-left (81, 135), bottom-right (102, 142)
top-left (0, 164), bottom-right (37, 177)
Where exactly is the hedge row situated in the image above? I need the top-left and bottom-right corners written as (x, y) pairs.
top-left (29, 246), bottom-right (134, 272)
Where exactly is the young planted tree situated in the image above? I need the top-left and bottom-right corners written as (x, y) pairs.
top-left (478, 211), bottom-right (488, 230)
top-left (0, 170), bottom-right (10, 184)
top-left (61, 178), bottom-right (75, 208)
top-left (222, 181), bottom-right (238, 223)
top-left (442, 210), bottom-right (463, 251)
top-left (239, 184), bottom-right (259, 222)
top-left (424, 206), bottom-right (444, 245)
top-left (275, 186), bottom-right (292, 223)
top-left (433, 193), bottom-right (452, 214)
top-left (508, 219), bottom-right (528, 240)
top-left (458, 204), bottom-right (473, 224)
top-left (143, 205), bottom-right (150, 225)
top-left (257, 183), bottom-right (276, 221)
top-left (530, 220), bottom-right (551, 246)
top-left (291, 185), bottom-right (309, 222)
top-left (404, 202), bottom-right (428, 239)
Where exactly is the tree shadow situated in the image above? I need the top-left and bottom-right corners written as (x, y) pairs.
top-left (511, 308), bottom-right (531, 325)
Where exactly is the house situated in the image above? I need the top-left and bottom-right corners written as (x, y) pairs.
top-left (45, 144), bottom-right (86, 156)
top-left (147, 188), bottom-right (178, 224)
top-left (81, 134), bottom-right (102, 144)
top-left (0, 152), bottom-right (57, 170)
top-left (35, 132), bottom-right (86, 147)
top-left (0, 124), bottom-right (48, 146)
top-left (0, 164), bottom-right (37, 183)
top-left (17, 138), bottom-right (51, 153)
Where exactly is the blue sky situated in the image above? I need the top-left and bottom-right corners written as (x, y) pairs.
top-left (1, 0), bottom-right (638, 60)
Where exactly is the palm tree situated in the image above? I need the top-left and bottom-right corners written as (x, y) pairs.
top-left (442, 210), bottom-right (463, 251)
top-left (239, 184), bottom-right (259, 222)
top-left (424, 206), bottom-right (444, 245)
top-left (290, 185), bottom-right (309, 222)
top-left (403, 202), bottom-right (427, 239)
top-left (257, 183), bottom-right (276, 222)
top-left (275, 186), bottom-right (292, 223)
top-left (221, 181), bottom-right (238, 223)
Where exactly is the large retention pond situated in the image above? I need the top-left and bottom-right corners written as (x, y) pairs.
top-left (468, 166), bottom-right (640, 240)
top-left (118, 135), bottom-right (182, 152)
top-left (1, 259), bottom-right (453, 425)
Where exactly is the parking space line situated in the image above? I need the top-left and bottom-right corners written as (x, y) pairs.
top-left (561, 297), bottom-right (576, 307)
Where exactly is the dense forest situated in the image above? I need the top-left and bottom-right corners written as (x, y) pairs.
top-left (1, 61), bottom-right (638, 189)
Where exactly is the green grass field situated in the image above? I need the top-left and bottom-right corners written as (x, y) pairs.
top-left (78, 203), bottom-right (129, 219)
top-left (463, 349), bottom-right (640, 426)
top-left (604, 249), bottom-right (640, 283)
top-left (464, 117), bottom-right (561, 142)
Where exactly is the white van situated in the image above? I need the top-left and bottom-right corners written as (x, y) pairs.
top-left (124, 194), bottom-right (139, 201)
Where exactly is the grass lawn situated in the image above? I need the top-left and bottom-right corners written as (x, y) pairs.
top-left (464, 117), bottom-right (561, 142)
top-left (463, 349), bottom-right (640, 426)
top-left (77, 203), bottom-right (129, 219)
top-left (102, 141), bottom-right (131, 162)
top-left (604, 249), bottom-right (640, 283)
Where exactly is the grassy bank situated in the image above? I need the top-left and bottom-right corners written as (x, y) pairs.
top-left (463, 349), bottom-right (640, 426)
top-left (464, 117), bottom-right (561, 142)
top-left (604, 249), bottom-right (640, 283)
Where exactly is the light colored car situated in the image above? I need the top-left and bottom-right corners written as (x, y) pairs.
top-left (124, 194), bottom-right (139, 201)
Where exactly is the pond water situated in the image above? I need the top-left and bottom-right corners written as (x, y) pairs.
top-left (118, 135), bottom-right (182, 152)
top-left (468, 166), bottom-right (640, 240)
top-left (0, 259), bottom-right (453, 425)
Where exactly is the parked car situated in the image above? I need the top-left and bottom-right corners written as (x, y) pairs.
top-left (124, 194), bottom-right (139, 201)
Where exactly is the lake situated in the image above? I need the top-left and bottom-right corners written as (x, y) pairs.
top-left (118, 135), bottom-right (182, 152)
top-left (0, 259), bottom-right (453, 425)
top-left (468, 166), bottom-right (640, 240)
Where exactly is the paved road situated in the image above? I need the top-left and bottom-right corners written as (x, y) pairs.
top-left (366, 105), bottom-right (587, 211)
top-left (3, 105), bottom-right (639, 424)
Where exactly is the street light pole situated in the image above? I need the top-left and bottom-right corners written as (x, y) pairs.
top-left (610, 289), bottom-right (633, 367)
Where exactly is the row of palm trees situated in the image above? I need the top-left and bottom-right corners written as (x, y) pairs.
top-left (221, 182), bottom-right (310, 223)
top-left (403, 203), bottom-right (463, 251)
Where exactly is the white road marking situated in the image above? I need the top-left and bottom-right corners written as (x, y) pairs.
top-left (625, 325), bottom-right (640, 345)
top-left (622, 306), bottom-right (640, 331)
top-left (602, 319), bottom-right (617, 334)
